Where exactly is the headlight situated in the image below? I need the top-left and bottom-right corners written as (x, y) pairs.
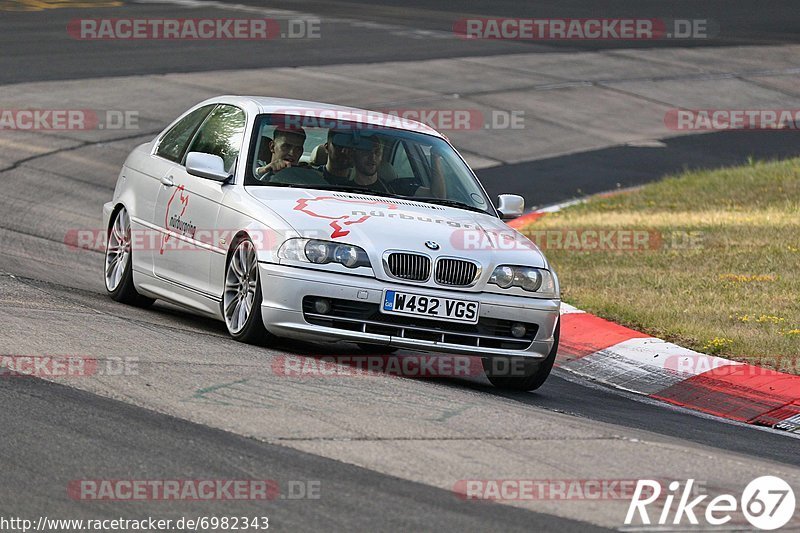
top-left (519, 268), bottom-right (542, 292)
top-left (489, 265), bottom-right (514, 288)
top-left (305, 240), bottom-right (331, 264)
top-left (488, 265), bottom-right (556, 295)
top-left (278, 238), bottom-right (306, 262)
top-left (278, 238), bottom-right (371, 269)
top-left (333, 244), bottom-right (360, 267)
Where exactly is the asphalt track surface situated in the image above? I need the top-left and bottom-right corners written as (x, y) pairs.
top-left (1, 377), bottom-right (603, 532)
top-left (2, 0), bottom-right (800, 84)
top-left (479, 129), bottom-right (800, 207)
top-left (1, 0), bottom-right (800, 531)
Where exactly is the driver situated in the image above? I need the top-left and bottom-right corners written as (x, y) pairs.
top-left (255, 126), bottom-right (306, 180)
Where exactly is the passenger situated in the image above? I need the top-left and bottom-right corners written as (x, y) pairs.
top-left (351, 135), bottom-right (419, 196)
top-left (255, 126), bottom-right (306, 180)
top-left (316, 129), bottom-right (353, 186)
top-left (351, 135), bottom-right (391, 192)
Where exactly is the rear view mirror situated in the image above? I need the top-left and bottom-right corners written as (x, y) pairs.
top-left (497, 194), bottom-right (524, 220)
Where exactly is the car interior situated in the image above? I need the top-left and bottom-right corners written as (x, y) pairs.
top-left (249, 125), bottom-right (427, 189)
top-left (245, 119), bottom-right (491, 215)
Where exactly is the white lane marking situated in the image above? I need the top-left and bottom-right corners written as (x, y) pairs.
top-left (625, 139), bottom-right (667, 148)
top-left (133, 0), bottom-right (309, 18)
top-left (534, 198), bottom-right (584, 214)
top-left (559, 303), bottom-right (585, 315)
top-left (532, 185), bottom-right (646, 215)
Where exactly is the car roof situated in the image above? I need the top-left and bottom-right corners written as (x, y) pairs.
top-left (202, 95), bottom-right (445, 139)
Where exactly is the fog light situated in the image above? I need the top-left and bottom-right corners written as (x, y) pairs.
top-left (510, 322), bottom-right (527, 338)
top-left (314, 298), bottom-right (332, 314)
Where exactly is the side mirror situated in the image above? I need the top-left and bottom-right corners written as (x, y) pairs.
top-left (186, 152), bottom-right (231, 182)
top-left (497, 194), bottom-right (524, 220)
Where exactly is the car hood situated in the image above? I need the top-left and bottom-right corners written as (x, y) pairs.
top-left (246, 187), bottom-right (548, 269)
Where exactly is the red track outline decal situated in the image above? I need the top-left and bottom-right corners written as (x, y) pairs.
top-left (294, 196), bottom-right (398, 238)
top-left (160, 184), bottom-right (188, 254)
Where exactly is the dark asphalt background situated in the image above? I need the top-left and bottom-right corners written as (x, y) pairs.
top-left (2, 0), bottom-right (799, 84)
top-left (0, 376), bottom-right (610, 532)
top-left (2, 0), bottom-right (798, 205)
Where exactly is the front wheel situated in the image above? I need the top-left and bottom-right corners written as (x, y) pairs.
top-left (482, 320), bottom-right (559, 391)
top-left (222, 238), bottom-right (274, 346)
top-left (104, 206), bottom-right (155, 308)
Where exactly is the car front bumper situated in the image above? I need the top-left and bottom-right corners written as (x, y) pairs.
top-left (259, 263), bottom-right (560, 359)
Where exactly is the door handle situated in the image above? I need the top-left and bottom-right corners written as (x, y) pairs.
top-left (161, 176), bottom-right (174, 187)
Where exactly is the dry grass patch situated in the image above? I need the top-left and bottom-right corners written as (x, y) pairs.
top-left (520, 157), bottom-right (800, 370)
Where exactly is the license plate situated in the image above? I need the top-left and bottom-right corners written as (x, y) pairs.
top-left (381, 290), bottom-right (479, 324)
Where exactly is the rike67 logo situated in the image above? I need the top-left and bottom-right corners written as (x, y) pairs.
top-left (625, 477), bottom-right (795, 530)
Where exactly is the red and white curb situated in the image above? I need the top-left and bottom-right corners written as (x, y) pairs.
top-left (508, 201), bottom-right (800, 434)
top-left (556, 304), bottom-right (800, 433)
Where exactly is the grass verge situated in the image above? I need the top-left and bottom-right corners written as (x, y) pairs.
top-left (519, 157), bottom-right (800, 371)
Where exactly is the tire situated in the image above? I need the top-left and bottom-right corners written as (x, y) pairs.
top-left (357, 343), bottom-right (399, 354)
top-left (104, 206), bottom-right (155, 308)
top-left (482, 320), bottom-right (560, 391)
top-left (222, 237), bottom-right (274, 346)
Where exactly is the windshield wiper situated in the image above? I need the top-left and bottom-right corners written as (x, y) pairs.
top-left (259, 182), bottom-right (308, 188)
top-left (411, 197), bottom-right (490, 214)
top-left (311, 185), bottom-right (405, 199)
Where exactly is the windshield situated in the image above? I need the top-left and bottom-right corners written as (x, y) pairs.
top-left (245, 113), bottom-right (495, 215)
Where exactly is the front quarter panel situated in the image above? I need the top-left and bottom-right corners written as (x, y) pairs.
top-left (207, 187), bottom-right (298, 299)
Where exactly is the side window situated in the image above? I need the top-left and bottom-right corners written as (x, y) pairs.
top-left (391, 142), bottom-right (414, 178)
top-left (185, 105), bottom-right (246, 172)
top-left (155, 105), bottom-right (214, 163)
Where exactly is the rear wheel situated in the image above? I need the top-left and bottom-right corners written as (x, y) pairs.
top-left (223, 238), bottom-right (273, 345)
top-left (482, 320), bottom-right (559, 391)
top-left (104, 206), bottom-right (155, 307)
